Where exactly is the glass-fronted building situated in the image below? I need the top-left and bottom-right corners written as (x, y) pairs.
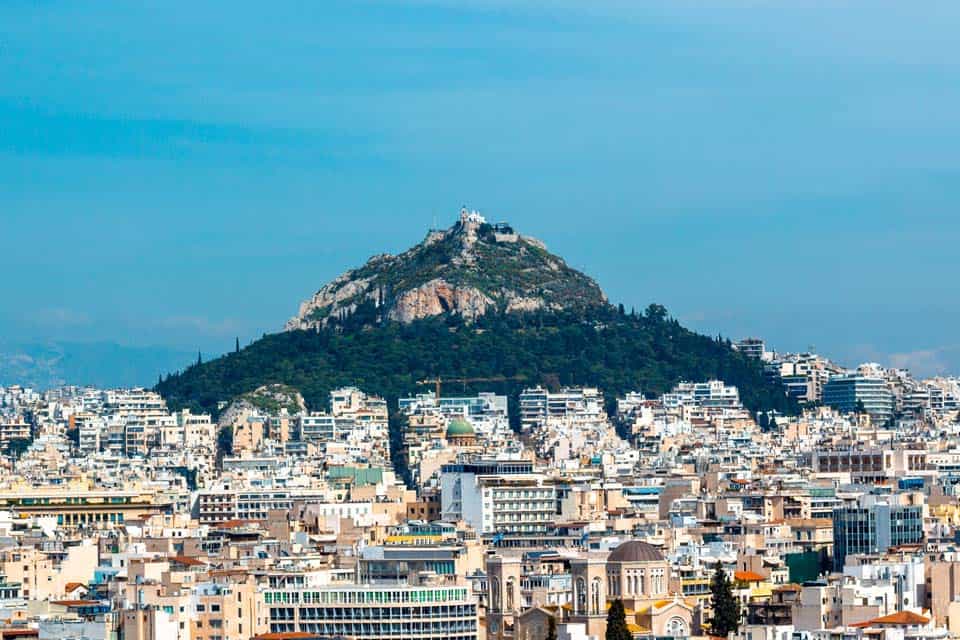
top-left (822, 375), bottom-right (895, 423)
top-left (832, 497), bottom-right (924, 569)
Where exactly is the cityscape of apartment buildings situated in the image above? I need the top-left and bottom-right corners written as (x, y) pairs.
top-left (6, 0), bottom-right (958, 637)
top-left (0, 338), bottom-right (959, 640)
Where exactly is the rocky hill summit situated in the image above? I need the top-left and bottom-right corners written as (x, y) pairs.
top-left (285, 208), bottom-right (607, 330)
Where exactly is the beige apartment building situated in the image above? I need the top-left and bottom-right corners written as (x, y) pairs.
top-left (0, 539), bottom-right (97, 601)
top-left (121, 563), bottom-right (268, 640)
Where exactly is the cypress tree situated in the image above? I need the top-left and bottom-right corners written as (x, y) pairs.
top-left (606, 599), bottom-right (632, 640)
top-left (235, 337), bottom-right (240, 354)
top-left (7, 438), bottom-right (31, 460)
top-left (546, 616), bottom-right (557, 640)
top-left (709, 562), bottom-right (740, 637)
top-left (757, 412), bottom-right (769, 431)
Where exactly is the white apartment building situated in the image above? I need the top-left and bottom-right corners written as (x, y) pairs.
top-left (519, 387), bottom-right (604, 431)
top-left (661, 380), bottom-right (740, 410)
top-left (440, 460), bottom-right (557, 534)
top-left (195, 488), bottom-right (349, 524)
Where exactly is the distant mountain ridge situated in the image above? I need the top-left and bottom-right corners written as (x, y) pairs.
top-left (286, 208), bottom-right (607, 330)
top-left (0, 341), bottom-right (194, 389)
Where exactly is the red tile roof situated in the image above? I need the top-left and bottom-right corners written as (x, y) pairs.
top-left (851, 611), bottom-right (930, 628)
top-left (733, 570), bottom-right (766, 582)
top-left (217, 519), bottom-right (257, 529)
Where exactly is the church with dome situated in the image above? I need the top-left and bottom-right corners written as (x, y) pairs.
top-left (487, 540), bottom-right (694, 640)
top-left (445, 417), bottom-right (478, 447)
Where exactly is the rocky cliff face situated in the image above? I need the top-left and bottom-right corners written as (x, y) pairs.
top-left (386, 279), bottom-right (494, 323)
top-left (286, 209), bottom-right (607, 331)
top-left (218, 383), bottom-right (306, 426)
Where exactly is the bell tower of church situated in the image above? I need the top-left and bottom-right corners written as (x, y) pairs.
top-left (570, 554), bottom-right (609, 638)
top-left (487, 554), bottom-right (522, 640)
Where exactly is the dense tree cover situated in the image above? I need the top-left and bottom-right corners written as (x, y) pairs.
top-left (605, 599), bottom-right (632, 640)
top-left (157, 305), bottom-right (796, 479)
top-left (159, 305), bottom-right (795, 417)
top-left (710, 562), bottom-right (741, 637)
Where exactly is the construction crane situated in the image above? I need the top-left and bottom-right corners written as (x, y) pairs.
top-left (416, 375), bottom-right (526, 399)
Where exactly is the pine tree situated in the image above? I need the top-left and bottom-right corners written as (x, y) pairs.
top-left (710, 562), bottom-right (740, 637)
top-left (757, 412), bottom-right (769, 431)
top-left (546, 616), bottom-right (558, 640)
top-left (197, 350), bottom-right (203, 367)
top-left (7, 438), bottom-right (31, 460)
top-left (606, 599), bottom-right (632, 640)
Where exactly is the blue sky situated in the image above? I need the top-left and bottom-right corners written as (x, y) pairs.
top-left (2, 0), bottom-right (959, 377)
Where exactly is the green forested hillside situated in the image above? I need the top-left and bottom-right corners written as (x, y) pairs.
top-left (157, 305), bottom-right (796, 420)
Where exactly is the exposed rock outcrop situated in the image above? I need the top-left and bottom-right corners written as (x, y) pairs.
top-left (218, 383), bottom-right (305, 426)
top-left (286, 207), bottom-right (607, 330)
top-left (387, 279), bottom-right (494, 323)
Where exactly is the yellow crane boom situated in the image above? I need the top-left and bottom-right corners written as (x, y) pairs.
top-left (416, 375), bottom-right (526, 399)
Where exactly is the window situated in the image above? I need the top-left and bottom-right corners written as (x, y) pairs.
top-left (575, 577), bottom-right (586, 614)
top-left (666, 617), bottom-right (687, 638)
top-left (490, 579), bottom-right (501, 611)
